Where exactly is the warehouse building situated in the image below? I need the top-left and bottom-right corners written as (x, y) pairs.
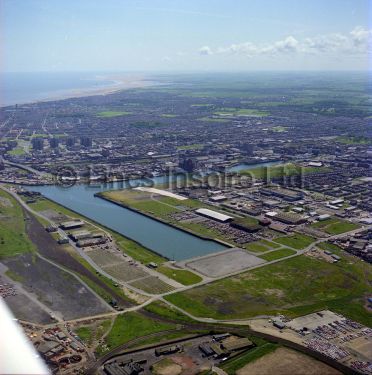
top-left (195, 208), bottom-right (233, 223)
top-left (221, 337), bottom-right (254, 352)
top-left (60, 220), bottom-right (84, 230)
top-left (261, 187), bottom-right (303, 202)
top-left (273, 212), bottom-right (307, 225)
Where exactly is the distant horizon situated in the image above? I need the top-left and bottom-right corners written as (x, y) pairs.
top-left (1, 0), bottom-right (370, 73)
top-left (1, 69), bottom-right (371, 74)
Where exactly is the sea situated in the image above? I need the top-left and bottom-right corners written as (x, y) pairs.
top-left (0, 72), bottom-right (122, 107)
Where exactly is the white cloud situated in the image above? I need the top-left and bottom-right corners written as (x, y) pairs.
top-left (199, 26), bottom-right (371, 57)
top-left (199, 46), bottom-right (213, 55)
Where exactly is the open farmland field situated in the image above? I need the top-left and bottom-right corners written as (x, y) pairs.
top-left (3, 253), bottom-right (110, 320)
top-left (0, 189), bottom-right (36, 258)
top-left (165, 255), bottom-right (372, 325)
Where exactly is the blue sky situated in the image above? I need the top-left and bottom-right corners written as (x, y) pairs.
top-left (1, 0), bottom-right (371, 72)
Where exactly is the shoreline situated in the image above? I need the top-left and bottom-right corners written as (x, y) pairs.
top-left (0, 74), bottom-right (162, 108)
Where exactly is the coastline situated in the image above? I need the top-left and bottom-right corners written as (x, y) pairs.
top-left (0, 73), bottom-right (161, 108)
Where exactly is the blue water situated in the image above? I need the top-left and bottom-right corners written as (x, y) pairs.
top-left (0, 72), bottom-right (118, 107)
top-left (28, 162), bottom-right (279, 260)
top-left (29, 182), bottom-right (227, 261)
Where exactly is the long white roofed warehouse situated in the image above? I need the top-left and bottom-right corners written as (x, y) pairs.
top-left (195, 208), bottom-right (233, 223)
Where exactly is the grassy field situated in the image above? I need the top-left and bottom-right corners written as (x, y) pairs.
top-left (311, 217), bottom-right (360, 235)
top-left (144, 300), bottom-right (195, 323)
top-left (75, 319), bottom-right (112, 346)
top-left (273, 233), bottom-right (315, 250)
top-left (165, 254), bottom-right (372, 325)
top-left (214, 108), bottom-right (269, 117)
top-left (157, 265), bottom-right (202, 285)
top-left (96, 312), bottom-right (176, 355)
top-left (259, 248), bottom-right (296, 261)
top-left (7, 147), bottom-right (26, 156)
top-left (221, 343), bottom-right (279, 375)
top-left (97, 111), bottom-right (132, 117)
top-left (75, 326), bottom-right (94, 343)
top-left (0, 189), bottom-right (36, 258)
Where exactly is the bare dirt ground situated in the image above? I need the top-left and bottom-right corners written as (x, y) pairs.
top-left (3, 253), bottom-right (110, 320)
top-left (185, 248), bottom-right (265, 277)
top-left (4, 292), bottom-right (54, 324)
top-left (236, 347), bottom-right (342, 375)
top-left (25, 211), bottom-right (133, 308)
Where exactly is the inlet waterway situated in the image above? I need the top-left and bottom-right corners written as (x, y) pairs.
top-left (28, 161), bottom-right (279, 261)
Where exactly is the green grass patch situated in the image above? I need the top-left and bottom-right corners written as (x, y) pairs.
top-left (157, 266), bottom-right (202, 285)
top-left (336, 136), bottom-right (371, 145)
top-left (214, 108), bottom-right (269, 117)
top-left (259, 248), bottom-right (296, 261)
top-left (221, 343), bottom-right (279, 374)
top-left (165, 254), bottom-right (372, 325)
top-left (161, 114), bottom-right (178, 118)
top-left (97, 312), bottom-right (176, 355)
top-left (176, 143), bottom-right (204, 151)
top-left (7, 147), bottom-right (26, 156)
top-left (97, 111), bottom-right (132, 117)
top-left (270, 126), bottom-right (288, 132)
top-left (75, 326), bottom-right (94, 343)
top-left (76, 319), bottom-right (111, 345)
top-left (144, 300), bottom-right (195, 323)
top-left (0, 189), bottom-right (36, 258)
top-left (311, 218), bottom-right (359, 235)
top-left (245, 241), bottom-right (269, 253)
top-left (273, 233), bottom-right (315, 250)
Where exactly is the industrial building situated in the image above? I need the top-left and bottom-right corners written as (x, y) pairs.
top-left (195, 208), bottom-right (233, 223)
top-left (261, 187), bottom-right (303, 201)
top-left (231, 219), bottom-right (261, 233)
top-left (60, 220), bottom-right (84, 230)
top-left (103, 361), bottom-right (143, 375)
top-left (155, 344), bottom-right (182, 356)
top-left (273, 211), bottom-right (307, 225)
top-left (221, 337), bottom-right (254, 352)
